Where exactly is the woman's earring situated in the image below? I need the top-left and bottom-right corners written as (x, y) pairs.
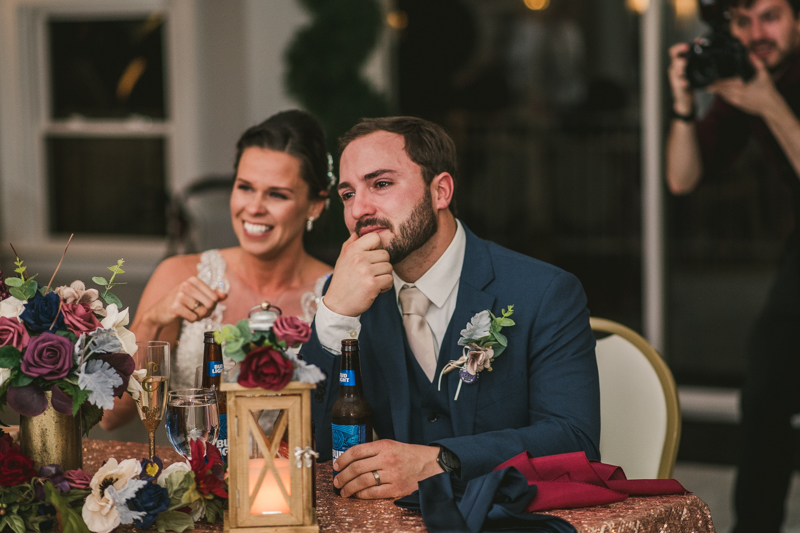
top-left (306, 218), bottom-right (314, 232)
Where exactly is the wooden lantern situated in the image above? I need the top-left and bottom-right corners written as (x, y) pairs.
top-left (222, 381), bottom-right (318, 533)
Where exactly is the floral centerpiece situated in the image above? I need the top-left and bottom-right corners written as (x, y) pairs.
top-left (0, 430), bottom-right (226, 533)
top-left (0, 250), bottom-right (135, 432)
top-left (214, 314), bottom-right (324, 389)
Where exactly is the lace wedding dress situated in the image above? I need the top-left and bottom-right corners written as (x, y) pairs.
top-left (172, 250), bottom-right (328, 390)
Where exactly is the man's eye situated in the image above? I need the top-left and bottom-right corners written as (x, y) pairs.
top-left (734, 17), bottom-right (749, 27)
top-left (375, 181), bottom-right (390, 188)
top-left (340, 191), bottom-right (354, 201)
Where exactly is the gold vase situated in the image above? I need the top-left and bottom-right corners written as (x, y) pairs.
top-left (20, 391), bottom-right (83, 471)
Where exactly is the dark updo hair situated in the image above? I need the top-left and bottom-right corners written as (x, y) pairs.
top-left (234, 110), bottom-right (331, 198)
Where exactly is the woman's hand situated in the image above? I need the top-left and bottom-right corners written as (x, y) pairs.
top-left (143, 276), bottom-right (228, 329)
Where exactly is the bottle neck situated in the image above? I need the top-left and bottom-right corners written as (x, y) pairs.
top-left (339, 350), bottom-right (364, 395)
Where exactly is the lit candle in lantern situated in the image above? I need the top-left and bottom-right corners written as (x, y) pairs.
top-left (248, 457), bottom-right (292, 515)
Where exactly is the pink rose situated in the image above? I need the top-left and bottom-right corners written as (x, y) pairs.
top-left (21, 332), bottom-right (73, 380)
top-left (62, 302), bottom-right (102, 335)
top-left (272, 316), bottom-right (311, 346)
top-left (64, 468), bottom-right (92, 490)
top-left (0, 316), bottom-right (29, 350)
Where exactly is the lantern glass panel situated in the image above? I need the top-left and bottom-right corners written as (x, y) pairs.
top-left (246, 407), bottom-right (291, 516)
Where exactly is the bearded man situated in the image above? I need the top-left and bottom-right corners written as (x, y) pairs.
top-left (300, 116), bottom-right (600, 499)
top-left (666, 0), bottom-right (800, 531)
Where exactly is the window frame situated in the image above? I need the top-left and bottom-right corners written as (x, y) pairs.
top-left (0, 0), bottom-right (199, 267)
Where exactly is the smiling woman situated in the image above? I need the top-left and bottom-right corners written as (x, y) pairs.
top-left (100, 110), bottom-right (334, 430)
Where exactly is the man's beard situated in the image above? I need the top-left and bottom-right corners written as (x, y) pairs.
top-left (354, 190), bottom-right (438, 265)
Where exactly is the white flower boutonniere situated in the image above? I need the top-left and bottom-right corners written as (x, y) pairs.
top-left (438, 305), bottom-right (515, 400)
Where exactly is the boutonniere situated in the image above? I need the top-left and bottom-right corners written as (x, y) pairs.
top-left (438, 305), bottom-right (515, 400)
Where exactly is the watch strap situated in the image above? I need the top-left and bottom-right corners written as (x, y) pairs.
top-left (671, 105), bottom-right (696, 122)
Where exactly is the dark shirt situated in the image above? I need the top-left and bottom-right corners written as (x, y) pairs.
top-left (696, 52), bottom-right (800, 194)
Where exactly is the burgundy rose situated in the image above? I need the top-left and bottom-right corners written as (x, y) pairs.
top-left (62, 302), bottom-right (101, 335)
top-left (0, 316), bottom-right (29, 350)
top-left (238, 346), bottom-right (294, 390)
top-left (272, 316), bottom-right (311, 346)
top-left (21, 332), bottom-right (74, 379)
top-left (64, 468), bottom-right (92, 490)
top-left (0, 445), bottom-right (36, 487)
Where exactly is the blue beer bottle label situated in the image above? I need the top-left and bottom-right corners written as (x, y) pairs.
top-left (207, 361), bottom-right (223, 378)
top-left (339, 369), bottom-right (356, 386)
top-left (215, 413), bottom-right (228, 462)
top-left (332, 423), bottom-right (367, 476)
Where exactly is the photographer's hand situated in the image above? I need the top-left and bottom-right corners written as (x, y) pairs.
top-left (707, 54), bottom-right (781, 116)
top-left (668, 43), bottom-right (695, 115)
top-left (709, 53), bottom-right (800, 183)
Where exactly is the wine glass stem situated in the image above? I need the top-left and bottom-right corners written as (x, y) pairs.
top-left (149, 431), bottom-right (156, 459)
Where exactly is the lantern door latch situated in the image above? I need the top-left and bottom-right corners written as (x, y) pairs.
top-left (294, 446), bottom-right (319, 468)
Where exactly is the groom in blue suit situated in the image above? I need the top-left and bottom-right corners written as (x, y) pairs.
top-left (301, 116), bottom-right (599, 499)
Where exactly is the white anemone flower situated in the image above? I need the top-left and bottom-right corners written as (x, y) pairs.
top-left (101, 304), bottom-right (137, 355)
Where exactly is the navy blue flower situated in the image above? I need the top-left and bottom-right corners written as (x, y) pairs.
top-left (130, 481), bottom-right (170, 529)
top-left (20, 291), bottom-right (64, 333)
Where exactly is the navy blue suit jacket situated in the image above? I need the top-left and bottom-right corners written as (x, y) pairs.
top-left (300, 225), bottom-right (600, 481)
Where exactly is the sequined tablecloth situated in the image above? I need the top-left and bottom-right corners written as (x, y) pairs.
top-left (83, 440), bottom-right (715, 533)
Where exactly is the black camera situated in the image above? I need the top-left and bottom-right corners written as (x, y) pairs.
top-left (684, 0), bottom-right (755, 88)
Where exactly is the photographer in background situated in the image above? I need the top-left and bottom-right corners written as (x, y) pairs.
top-left (666, 0), bottom-right (800, 531)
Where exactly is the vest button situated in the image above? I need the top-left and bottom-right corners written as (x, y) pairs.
top-left (428, 412), bottom-right (438, 423)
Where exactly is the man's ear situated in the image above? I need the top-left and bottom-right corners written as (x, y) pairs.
top-left (430, 173), bottom-right (454, 212)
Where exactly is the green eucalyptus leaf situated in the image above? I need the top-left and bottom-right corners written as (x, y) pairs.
top-left (102, 292), bottom-right (122, 308)
top-left (92, 276), bottom-right (108, 286)
top-left (493, 331), bottom-right (508, 347)
top-left (4, 277), bottom-right (22, 287)
top-left (9, 287), bottom-right (26, 301)
top-left (493, 345), bottom-right (507, 358)
top-left (499, 318), bottom-right (515, 327)
top-left (0, 345), bottom-right (22, 368)
top-left (155, 511), bottom-right (195, 533)
top-left (21, 280), bottom-right (38, 300)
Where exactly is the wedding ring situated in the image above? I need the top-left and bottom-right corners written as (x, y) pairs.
top-left (193, 300), bottom-right (201, 310)
top-left (373, 471), bottom-right (381, 486)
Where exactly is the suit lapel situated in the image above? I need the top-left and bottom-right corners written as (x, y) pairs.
top-left (439, 227), bottom-right (496, 438)
top-left (363, 290), bottom-right (412, 443)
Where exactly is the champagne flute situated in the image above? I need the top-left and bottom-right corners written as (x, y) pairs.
top-left (135, 341), bottom-right (171, 458)
top-left (165, 388), bottom-right (220, 460)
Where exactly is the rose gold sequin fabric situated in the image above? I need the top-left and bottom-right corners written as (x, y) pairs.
top-left (82, 440), bottom-right (715, 532)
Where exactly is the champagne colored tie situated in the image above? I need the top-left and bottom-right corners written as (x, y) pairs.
top-left (399, 285), bottom-right (437, 381)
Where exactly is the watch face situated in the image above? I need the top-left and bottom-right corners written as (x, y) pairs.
top-left (439, 448), bottom-right (459, 471)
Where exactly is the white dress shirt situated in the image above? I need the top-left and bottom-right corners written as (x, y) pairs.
top-left (315, 220), bottom-right (467, 356)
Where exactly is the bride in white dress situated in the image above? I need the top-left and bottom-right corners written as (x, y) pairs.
top-left (101, 110), bottom-right (334, 430)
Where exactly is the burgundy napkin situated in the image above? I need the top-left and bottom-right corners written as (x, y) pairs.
top-left (494, 451), bottom-right (688, 511)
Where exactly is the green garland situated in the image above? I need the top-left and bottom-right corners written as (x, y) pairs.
top-left (285, 0), bottom-right (391, 257)
top-left (286, 0), bottom-right (389, 152)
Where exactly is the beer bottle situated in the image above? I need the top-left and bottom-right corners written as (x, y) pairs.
top-left (331, 339), bottom-right (372, 493)
top-left (202, 331), bottom-right (228, 462)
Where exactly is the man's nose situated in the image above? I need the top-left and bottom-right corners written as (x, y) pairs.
top-left (349, 193), bottom-right (376, 220)
top-left (749, 20), bottom-right (766, 41)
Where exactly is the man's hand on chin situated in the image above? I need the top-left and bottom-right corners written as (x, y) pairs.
top-left (323, 231), bottom-right (394, 318)
top-left (332, 440), bottom-right (444, 499)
